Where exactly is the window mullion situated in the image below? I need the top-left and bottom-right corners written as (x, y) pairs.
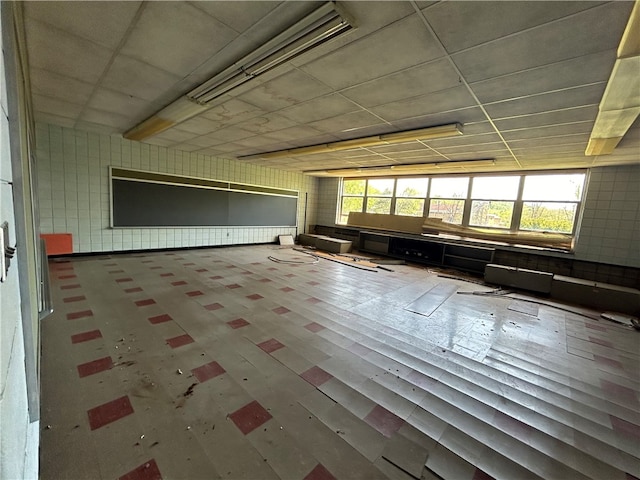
top-left (511, 175), bottom-right (525, 231)
top-left (461, 177), bottom-right (473, 227)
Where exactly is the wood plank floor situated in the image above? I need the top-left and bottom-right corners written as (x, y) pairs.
top-left (40, 244), bottom-right (640, 480)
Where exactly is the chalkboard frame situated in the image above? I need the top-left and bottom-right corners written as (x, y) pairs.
top-left (109, 167), bottom-right (299, 228)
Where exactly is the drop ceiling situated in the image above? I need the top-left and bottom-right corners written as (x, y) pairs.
top-left (24, 1), bottom-right (640, 177)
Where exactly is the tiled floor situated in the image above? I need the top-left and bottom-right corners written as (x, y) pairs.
top-left (40, 245), bottom-right (640, 479)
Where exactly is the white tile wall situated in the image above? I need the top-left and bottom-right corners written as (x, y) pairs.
top-left (36, 123), bottom-right (318, 253)
top-left (575, 164), bottom-right (640, 267)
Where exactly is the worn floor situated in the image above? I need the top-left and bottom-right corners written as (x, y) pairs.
top-left (40, 244), bottom-right (640, 480)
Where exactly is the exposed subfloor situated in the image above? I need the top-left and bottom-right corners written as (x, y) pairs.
top-left (39, 244), bottom-right (640, 480)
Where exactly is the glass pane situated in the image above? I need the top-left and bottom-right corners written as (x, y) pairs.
top-left (470, 201), bottom-right (513, 228)
top-left (471, 176), bottom-right (519, 200)
top-left (520, 202), bottom-right (577, 233)
top-left (428, 199), bottom-right (464, 224)
top-left (522, 174), bottom-right (585, 201)
top-left (366, 197), bottom-right (392, 214)
top-left (395, 198), bottom-right (425, 217)
top-left (367, 178), bottom-right (394, 196)
top-left (342, 179), bottom-right (366, 196)
top-left (396, 178), bottom-right (428, 197)
top-left (340, 197), bottom-right (363, 224)
top-left (430, 177), bottom-right (469, 198)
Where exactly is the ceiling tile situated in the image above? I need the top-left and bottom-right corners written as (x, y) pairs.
top-left (88, 88), bottom-right (153, 120)
top-left (502, 122), bottom-right (593, 141)
top-left (120, 2), bottom-right (239, 76)
top-left (25, 1), bottom-right (142, 49)
top-left (493, 105), bottom-right (599, 131)
top-left (301, 15), bottom-right (444, 90)
top-left (392, 107), bottom-right (488, 131)
top-left (371, 86), bottom-right (477, 122)
top-left (25, 19), bottom-right (112, 84)
top-left (30, 68), bottom-right (94, 106)
top-left (34, 113), bottom-right (76, 129)
top-left (484, 83), bottom-right (605, 119)
top-left (425, 1), bottom-right (605, 54)
top-left (150, 128), bottom-right (199, 144)
top-left (308, 111), bottom-right (386, 135)
top-left (189, 1), bottom-right (281, 33)
top-left (239, 69), bottom-right (334, 111)
top-left (233, 114), bottom-right (298, 135)
top-left (80, 108), bottom-right (132, 130)
top-left (201, 99), bottom-right (265, 126)
top-left (341, 58), bottom-right (460, 108)
top-left (173, 117), bottom-right (222, 136)
top-left (507, 133), bottom-right (590, 149)
top-left (279, 94), bottom-right (361, 123)
top-left (260, 126), bottom-right (328, 144)
top-left (101, 55), bottom-right (182, 102)
top-left (32, 94), bottom-right (84, 119)
top-left (200, 126), bottom-right (256, 143)
top-left (469, 50), bottom-right (617, 104)
top-left (451, 2), bottom-right (632, 83)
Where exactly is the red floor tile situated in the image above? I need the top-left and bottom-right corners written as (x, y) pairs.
top-left (160, 273), bottom-right (174, 277)
top-left (610, 415), bottom-right (640, 439)
top-left (184, 262), bottom-right (195, 266)
top-left (87, 395), bottom-right (134, 430)
top-left (108, 270), bottom-right (125, 274)
top-left (268, 267), bottom-right (278, 271)
top-left (104, 263), bottom-right (118, 266)
top-left (135, 299), bottom-right (156, 307)
top-left (304, 322), bottom-right (325, 333)
top-left (241, 271), bottom-right (252, 275)
top-left (307, 281), bottom-right (320, 286)
top-left (492, 411), bottom-right (532, 440)
top-left (118, 459), bottom-right (162, 480)
top-left (259, 278), bottom-right (272, 283)
top-left (149, 266), bottom-right (162, 270)
top-left (209, 275), bottom-right (223, 280)
top-left (280, 287), bottom-right (294, 292)
top-left (589, 336), bottom-right (613, 348)
top-left (285, 274), bottom-right (296, 278)
top-left (71, 329), bottom-right (102, 344)
top-left (225, 284), bottom-right (241, 289)
top-left (63, 295), bottom-right (86, 303)
top-left (185, 290), bottom-right (203, 297)
top-left (77, 356), bottom-right (113, 378)
top-left (246, 293), bottom-right (263, 300)
top-left (257, 338), bottom-right (285, 354)
top-left (115, 277), bottom-right (133, 283)
top-left (301, 366), bottom-right (333, 387)
top-left (226, 265), bottom-right (237, 269)
top-left (148, 314), bottom-right (172, 325)
top-left (124, 287), bottom-right (143, 293)
top-left (272, 306), bottom-right (290, 315)
top-left (55, 265), bottom-right (74, 271)
top-left (594, 354), bottom-right (623, 369)
top-left (306, 297), bottom-right (321, 304)
top-left (204, 303), bottom-right (223, 311)
top-left (304, 463), bottom-right (336, 480)
top-left (58, 274), bottom-right (77, 279)
top-left (171, 281), bottom-right (188, 286)
top-left (227, 318), bottom-right (250, 329)
top-left (141, 260), bottom-right (153, 263)
top-left (364, 405), bottom-right (404, 437)
top-left (192, 361), bottom-right (226, 383)
top-left (196, 268), bottom-right (208, 272)
top-left (229, 400), bottom-right (272, 435)
top-left (166, 334), bottom-right (194, 349)
top-left (66, 310), bottom-right (93, 320)
top-left (473, 468), bottom-right (496, 480)
top-left (601, 379), bottom-right (638, 404)
top-left (60, 284), bottom-right (81, 290)
top-left (585, 322), bottom-right (607, 332)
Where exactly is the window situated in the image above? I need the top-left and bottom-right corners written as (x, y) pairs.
top-left (428, 177), bottom-right (468, 225)
top-left (366, 178), bottom-right (394, 214)
top-left (337, 171), bottom-right (586, 245)
top-left (339, 179), bottom-right (365, 224)
top-left (520, 174), bottom-right (584, 234)
top-left (469, 176), bottom-right (519, 229)
top-left (395, 178), bottom-right (428, 216)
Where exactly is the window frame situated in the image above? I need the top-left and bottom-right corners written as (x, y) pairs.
top-left (337, 170), bottom-right (586, 239)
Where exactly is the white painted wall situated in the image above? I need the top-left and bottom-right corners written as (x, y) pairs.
top-left (35, 123), bottom-right (318, 253)
top-left (0, 4), bottom-right (39, 478)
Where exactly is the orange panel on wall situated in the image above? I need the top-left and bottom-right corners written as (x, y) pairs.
top-left (40, 233), bottom-right (73, 255)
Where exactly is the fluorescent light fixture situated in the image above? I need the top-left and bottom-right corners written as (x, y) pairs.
top-left (188, 2), bottom-right (354, 105)
top-left (238, 123), bottom-right (463, 161)
top-left (124, 2), bottom-right (354, 141)
top-left (304, 158), bottom-right (496, 176)
top-left (586, 0), bottom-right (640, 155)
